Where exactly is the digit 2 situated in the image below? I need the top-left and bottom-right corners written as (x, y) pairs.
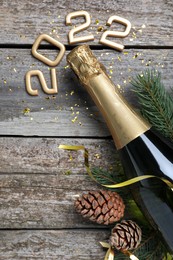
top-left (100, 15), bottom-right (131, 51)
top-left (66, 10), bottom-right (94, 44)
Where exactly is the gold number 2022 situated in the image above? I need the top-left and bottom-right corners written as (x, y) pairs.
top-left (26, 11), bottom-right (131, 96)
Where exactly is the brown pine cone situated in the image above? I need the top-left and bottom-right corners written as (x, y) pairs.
top-left (109, 220), bottom-right (142, 251)
top-left (74, 190), bottom-right (125, 225)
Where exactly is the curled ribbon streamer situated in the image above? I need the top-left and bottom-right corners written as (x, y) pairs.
top-left (100, 242), bottom-right (139, 260)
top-left (100, 242), bottom-right (114, 260)
top-left (58, 145), bottom-right (173, 189)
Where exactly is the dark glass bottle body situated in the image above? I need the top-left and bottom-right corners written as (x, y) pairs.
top-left (67, 45), bottom-right (173, 253)
top-left (120, 129), bottom-right (173, 251)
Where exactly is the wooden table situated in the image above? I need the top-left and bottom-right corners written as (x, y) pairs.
top-left (0, 1), bottom-right (172, 259)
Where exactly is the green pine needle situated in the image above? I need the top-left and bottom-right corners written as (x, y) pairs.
top-left (131, 70), bottom-right (173, 141)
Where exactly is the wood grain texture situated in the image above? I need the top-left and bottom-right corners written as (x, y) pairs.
top-left (0, 137), bottom-right (117, 175)
top-left (0, 137), bottom-right (126, 228)
top-left (0, 230), bottom-right (109, 259)
top-left (0, 0), bottom-right (173, 46)
top-left (0, 48), bottom-right (172, 136)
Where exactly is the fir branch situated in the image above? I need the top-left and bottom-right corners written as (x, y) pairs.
top-left (131, 70), bottom-right (173, 141)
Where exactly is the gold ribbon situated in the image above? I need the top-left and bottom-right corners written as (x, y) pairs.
top-left (58, 144), bottom-right (173, 190)
top-left (100, 242), bottom-right (139, 260)
top-left (100, 242), bottom-right (114, 260)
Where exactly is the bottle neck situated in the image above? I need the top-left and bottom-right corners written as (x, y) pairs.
top-left (67, 45), bottom-right (151, 149)
top-left (87, 73), bottom-right (151, 149)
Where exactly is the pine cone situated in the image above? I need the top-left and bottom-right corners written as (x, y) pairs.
top-left (109, 220), bottom-right (142, 251)
top-left (74, 190), bottom-right (125, 225)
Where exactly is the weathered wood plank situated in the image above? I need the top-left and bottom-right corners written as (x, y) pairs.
top-left (1, 0), bottom-right (173, 46)
top-left (0, 48), bottom-right (172, 136)
top-left (0, 230), bottom-right (109, 259)
top-left (0, 137), bottom-right (127, 228)
top-left (0, 137), bottom-right (117, 175)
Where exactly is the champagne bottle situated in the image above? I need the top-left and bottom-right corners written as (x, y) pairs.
top-left (67, 45), bottom-right (173, 252)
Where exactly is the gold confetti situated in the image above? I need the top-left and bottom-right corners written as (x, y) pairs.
top-left (23, 108), bottom-right (30, 115)
top-left (97, 26), bottom-right (103, 32)
top-left (4, 80), bottom-right (7, 84)
top-left (95, 19), bottom-right (99, 25)
top-left (64, 170), bottom-right (72, 175)
top-left (94, 153), bottom-right (100, 159)
top-left (64, 65), bottom-right (69, 69)
top-left (133, 53), bottom-right (139, 59)
top-left (71, 116), bottom-right (78, 123)
top-left (69, 154), bottom-right (73, 161)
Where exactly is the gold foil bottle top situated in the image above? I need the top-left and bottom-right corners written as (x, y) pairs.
top-left (67, 45), bottom-right (107, 86)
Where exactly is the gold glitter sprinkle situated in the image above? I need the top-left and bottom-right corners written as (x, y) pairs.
top-left (70, 90), bottom-right (74, 95)
top-left (76, 111), bottom-right (79, 115)
top-left (94, 153), bottom-right (100, 159)
top-left (110, 69), bottom-right (113, 74)
top-left (142, 24), bottom-right (146, 28)
top-left (64, 170), bottom-right (72, 175)
top-left (64, 65), bottom-right (69, 69)
top-left (132, 32), bottom-right (136, 39)
top-left (117, 84), bottom-right (121, 89)
top-left (71, 116), bottom-right (78, 123)
top-left (124, 51), bottom-right (129, 55)
top-left (23, 108), bottom-right (30, 115)
top-left (95, 19), bottom-right (99, 25)
top-left (13, 68), bottom-right (17, 72)
top-left (4, 80), bottom-right (7, 84)
top-left (133, 53), bottom-right (139, 59)
top-left (97, 26), bottom-right (103, 32)
top-left (70, 107), bottom-right (74, 111)
top-left (69, 154), bottom-right (73, 161)
top-left (118, 56), bottom-right (121, 61)
top-left (124, 80), bottom-right (127, 84)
